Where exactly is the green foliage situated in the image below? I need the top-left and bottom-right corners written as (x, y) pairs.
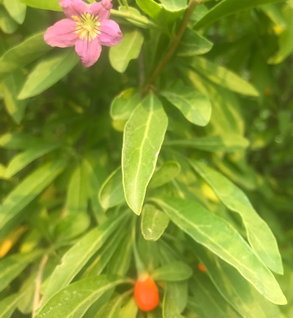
top-left (0, 0), bottom-right (293, 317)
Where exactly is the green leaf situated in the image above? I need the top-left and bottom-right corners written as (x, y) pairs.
top-left (190, 160), bottom-right (283, 275)
top-left (99, 167), bottom-right (125, 210)
top-left (177, 28), bottom-right (213, 57)
top-left (55, 213), bottom-right (90, 243)
top-left (18, 48), bottom-right (79, 99)
top-left (117, 6), bottom-right (153, 29)
top-left (165, 135), bottom-right (249, 152)
top-left (0, 7), bottom-right (18, 34)
top-left (193, 243), bottom-right (282, 318)
top-left (0, 71), bottom-right (27, 124)
top-left (36, 276), bottom-right (129, 318)
top-left (268, 5), bottom-right (293, 64)
top-left (110, 30), bottom-right (144, 73)
top-left (141, 204), bottom-right (170, 241)
top-left (42, 212), bottom-right (129, 305)
top-left (0, 159), bottom-right (66, 230)
top-left (0, 293), bottom-right (24, 318)
top-left (260, 3), bottom-right (286, 27)
top-left (152, 197), bottom-right (287, 305)
top-left (161, 82), bottom-right (211, 126)
top-left (194, 0), bottom-right (285, 30)
top-left (151, 261), bottom-right (192, 281)
top-left (165, 281), bottom-right (188, 313)
top-left (95, 294), bottom-right (123, 318)
top-left (0, 132), bottom-right (46, 149)
top-left (159, 0), bottom-right (187, 12)
top-left (191, 56), bottom-right (259, 96)
top-left (136, 0), bottom-right (164, 20)
top-left (189, 275), bottom-right (241, 318)
top-left (0, 250), bottom-right (42, 293)
top-left (5, 142), bottom-right (60, 178)
top-left (120, 297), bottom-right (138, 318)
top-left (19, 0), bottom-right (62, 11)
top-left (110, 88), bottom-right (140, 121)
top-left (149, 161), bottom-right (181, 189)
top-left (83, 226), bottom-right (126, 278)
top-left (0, 32), bottom-right (51, 80)
top-left (163, 283), bottom-right (185, 318)
top-left (107, 231), bottom-right (133, 276)
top-left (66, 162), bottom-right (90, 215)
top-left (122, 92), bottom-right (168, 215)
top-left (3, 0), bottom-right (26, 24)
top-left (186, 70), bottom-right (245, 136)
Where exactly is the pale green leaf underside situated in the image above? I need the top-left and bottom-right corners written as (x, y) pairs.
top-left (122, 92), bottom-right (168, 215)
top-left (190, 160), bottom-right (283, 275)
top-left (142, 204), bottom-right (170, 241)
top-left (152, 197), bottom-right (286, 305)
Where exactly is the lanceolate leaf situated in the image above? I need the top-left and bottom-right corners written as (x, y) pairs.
top-left (36, 276), bottom-right (130, 318)
top-left (18, 48), bottom-right (79, 99)
top-left (189, 275), bottom-right (241, 318)
top-left (194, 0), bottom-right (286, 30)
top-left (110, 30), bottom-right (144, 73)
top-left (42, 212), bottom-right (130, 305)
top-left (165, 135), bottom-right (249, 152)
top-left (19, 0), bottom-right (62, 11)
top-left (152, 197), bottom-right (286, 305)
top-left (193, 242), bottom-right (282, 318)
top-left (160, 82), bottom-right (212, 126)
top-left (0, 293), bottom-right (24, 318)
top-left (149, 161), bottom-right (181, 189)
top-left (177, 28), bottom-right (213, 57)
top-left (99, 167), bottom-right (125, 210)
top-left (151, 261), bottom-right (193, 282)
top-left (0, 32), bottom-right (51, 80)
top-left (0, 159), bottom-right (66, 230)
top-left (5, 142), bottom-right (61, 178)
top-left (191, 57), bottom-right (259, 96)
top-left (163, 283), bottom-right (185, 318)
top-left (122, 92), bottom-right (168, 215)
top-left (190, 160), bottom-right (283, 275)
top-left (66, 162), bottom-right (90, 215)
top-left (142, 204), bottom-right (170, 241)
top-left (0, 250), bottom-right (43, 293)
top-left (3, 0), bottom-right (26, 24)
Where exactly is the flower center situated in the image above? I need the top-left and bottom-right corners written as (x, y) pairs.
top-left (73, 13), bottom-right (100, 42)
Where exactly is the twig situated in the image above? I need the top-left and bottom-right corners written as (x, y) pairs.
top-left (142, 0), bottom-right (200, 94)
top-left (32, 254), bottom-right (49, 317)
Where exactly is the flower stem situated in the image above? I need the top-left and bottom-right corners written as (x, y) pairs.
top-left (110, 9), bottom-right (161, 30)
top-left (142, 0), bottom-right (200, 94)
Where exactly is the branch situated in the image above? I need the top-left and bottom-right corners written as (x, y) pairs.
top-left (143, 0), bottom-right (200, 94)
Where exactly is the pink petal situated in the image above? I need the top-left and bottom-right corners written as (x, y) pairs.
top-left (59, 0), bottom-right (87, 19)
top-left (75, 38), bottom-right (102, 67)
top-left (44, 19), bottom-right (78, 48)
top-left (88, 0), bottom-right (112, 21)
top-left (98, 20), bottom-right (123, 47)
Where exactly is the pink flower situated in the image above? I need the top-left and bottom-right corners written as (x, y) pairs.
top-left (44, 0), bottom-right (123, 67)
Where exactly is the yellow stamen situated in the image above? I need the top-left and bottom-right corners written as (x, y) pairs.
top-left (75, 13), bottom-right (100, 42)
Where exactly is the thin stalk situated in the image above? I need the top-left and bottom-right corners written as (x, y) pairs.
top-left (132, 217), bottom-right (146, 276)
top-left (143, 0), bottom-right (200, 94)
top-left (110, 9), bottom-right (161, 30)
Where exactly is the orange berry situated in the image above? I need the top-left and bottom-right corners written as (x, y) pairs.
top-left (134, 273), bottom-right (159, 311)
top-left (198, 263), bottom-right (207, 273)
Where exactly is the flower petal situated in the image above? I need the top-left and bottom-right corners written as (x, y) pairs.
top-left (75, 38), bottom-right (102, 67)
top-left (44, 19), bottom-right (78, 48)
top-left (59, 0), bottom-right (87, 19)
top-left (88, 0), bottom-right (112, 21)
top-left (98, 20), bottom-right (123, 47)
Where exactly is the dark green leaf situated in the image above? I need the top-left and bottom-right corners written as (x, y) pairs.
top-left (151, 261), bottom-right (192, 281)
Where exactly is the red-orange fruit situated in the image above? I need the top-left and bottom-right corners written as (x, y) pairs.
top-left (134, 273), bottom-right (159, 311)
top-left (198, 263), bottom-right (207, 272)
